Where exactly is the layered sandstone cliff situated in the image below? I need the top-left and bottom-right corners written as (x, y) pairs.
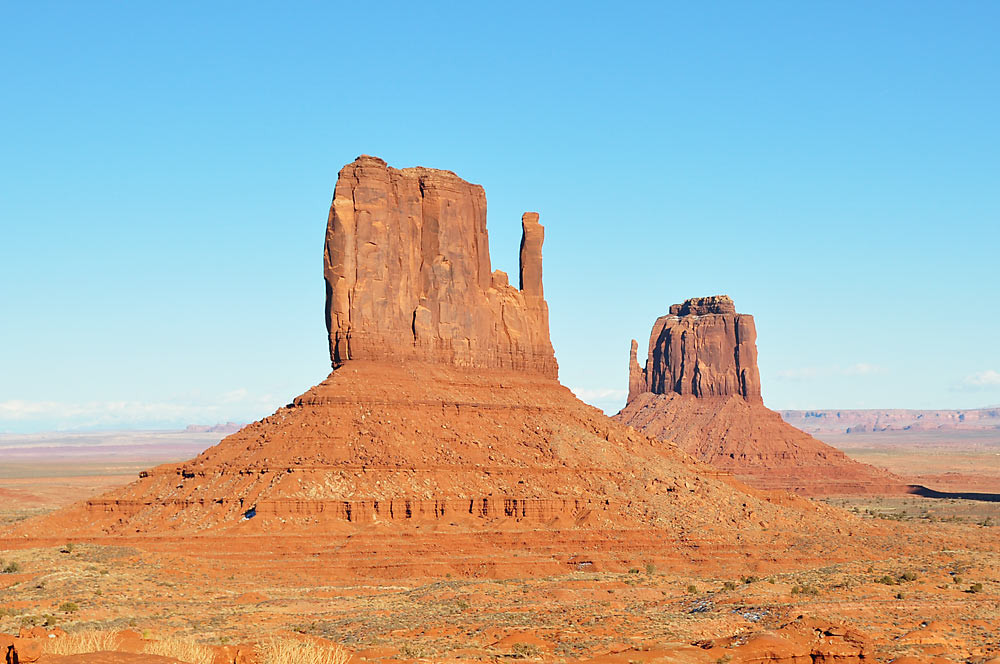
top-left (617, 296), bottom-right (907, 495)
top-left (324, 155), bottom-right (557, 378)
top-left (628, 295), bottom-right (761, 403)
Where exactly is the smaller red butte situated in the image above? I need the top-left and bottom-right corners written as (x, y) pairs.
top-left (617, 296), bottom-right (908, 495)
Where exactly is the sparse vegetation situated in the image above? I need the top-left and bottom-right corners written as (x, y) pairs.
top-left (255, 637), bottom-right (349, 664)
top-left (791, 585), bottom-right (819, 596)
top-left (144, 636), bottom-right (215, 664)
top-left (511, 642), bottom-right (542, 658)
top-left (687, 584), bottom-right (697, 594)
top-left (722, 581), bottom-right (737, 591)
top-left (967, 583), bottom-right (983, 594)
top-left (2, 561), bottom-right (21, 574)
top-left (43, 631), bottom-right (119, 655)
top-left (58, 601), bottom-right (79, 614)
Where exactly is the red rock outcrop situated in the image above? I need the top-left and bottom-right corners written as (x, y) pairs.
top-left (324, 155), bottom-right (557, 378)
top-left (628, 295), bottom-right (761, 403)
top-left (10, 160), bottom-right (894, 584)
top-left (617, 296), bottom-right (908, 495)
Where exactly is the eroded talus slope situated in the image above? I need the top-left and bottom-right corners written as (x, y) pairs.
top-left (21, 361), bottom-right (853, 542)
top-left (617, 296), bottom-right (907, 495)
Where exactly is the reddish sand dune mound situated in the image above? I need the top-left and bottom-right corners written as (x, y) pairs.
top-left (616, 296), bottom-right (907, 495)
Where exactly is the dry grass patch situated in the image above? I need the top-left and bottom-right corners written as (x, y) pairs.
top-left (43, 630), bottom-right (119, 655)
top-left (257, 636), bottom-right (350, 664)
top-left (143, 636), bottom-right (215, 664)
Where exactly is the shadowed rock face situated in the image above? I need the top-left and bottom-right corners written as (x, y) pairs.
top-left (324, 155), bottom-right (557, 378)
top-left (628, 295), bottom-right (761, 404)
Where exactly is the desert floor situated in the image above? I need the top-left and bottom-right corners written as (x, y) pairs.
top-left (0, 431), bottom-right (997, 663)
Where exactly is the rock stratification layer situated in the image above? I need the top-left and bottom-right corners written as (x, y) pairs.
top-left (628, 295), bottom-right (761, 403)
top-left (325, 155), bottom-right (557, 378)
top-left (618, 296), bottom-right (905, 495)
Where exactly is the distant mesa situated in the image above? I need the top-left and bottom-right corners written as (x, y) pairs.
top-left (184, 422), bottom-right (244, 434)
top-left (616, 296), bottom-right (907, 495)
top-left (781, 408), bottom-right (1000, 434)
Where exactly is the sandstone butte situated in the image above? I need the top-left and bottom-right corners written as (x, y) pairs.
top-left (6, 156), bottom-right (971, 664)
top-left (615, 295), bottom-right (908, 495)
top-left (8, 156), bottom-right (892, 556)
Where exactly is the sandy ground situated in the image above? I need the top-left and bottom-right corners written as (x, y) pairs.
top-left (819, 430), bottom-right (1000, 494)
top-left (0, 431), bottom-right (997, 662)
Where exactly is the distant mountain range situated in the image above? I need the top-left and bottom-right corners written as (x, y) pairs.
top-left (780, 408), bottom-right (1000, 434)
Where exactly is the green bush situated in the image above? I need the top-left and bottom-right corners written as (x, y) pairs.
top-left (899, 571), bottom-right (918, 582)
top-left (968, 583), bottom-right (983, 594)
top-left (2, 562), bottom-right (21, 574)
top-left (58, 602), bottom-right (79, 614)
top-left (687, 584), bottom-right (698, 594)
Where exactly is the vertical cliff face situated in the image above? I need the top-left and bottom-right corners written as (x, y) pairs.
top-left (618, 295), bottom-right (906, 495)
top-left (627, 295), bottom-right (761, 404)
top-left (324, 155), bottom-right (557, 378)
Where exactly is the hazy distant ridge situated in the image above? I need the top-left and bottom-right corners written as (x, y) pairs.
top-left (781, 408), bottom-right (1000, 434)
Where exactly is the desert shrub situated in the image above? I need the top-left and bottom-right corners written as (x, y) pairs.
top-left (899, 571), bottom-right (918, 582)
top-left (741, 575), bottom-right (758, 584)
top-left (397, 644), bottom-right (426, 659)
top-left (645, 562), bottom-right (656, 575)
top-left (58, 602), bottom-right (79, 614)
top-left (2, 562), bottom-right (21, 574)
top-left (968, 583), bottom-right (983, 594)
top-left (511, 642), bottom-right (541, 658)
top-left (257, 636), bottom-right (350, 664)
top-left (144, 636), bottom-right (215, 664)
top-left (791, 585), bottom-right (819, 596)
top-left (687, 584), bottom-right (697, 594)
top-left (44, 631), bottom-right (119, 655)
top-left (722, 581), bottom-right (737, 591)
top-left (875, 575), bottom-right (898, 586)
top-left (895, 592), bottom-right (905, 600)
top-left (60, 543), bottom-right (75, 554)
top-left (627, 568), bottom-right (640, 574)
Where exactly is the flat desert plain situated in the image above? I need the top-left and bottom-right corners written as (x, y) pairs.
top-left (0, 428), bottom-right (997, 664)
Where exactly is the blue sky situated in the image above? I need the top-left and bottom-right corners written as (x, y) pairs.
top-left (2, 2), bottom-right (998, 431)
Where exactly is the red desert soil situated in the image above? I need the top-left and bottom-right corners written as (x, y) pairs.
top-left (2, 157), bottom-right (997, 664)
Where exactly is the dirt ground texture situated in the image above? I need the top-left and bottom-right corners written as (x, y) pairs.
top-left (0, 499), bottom-right (997, 663)
top-left (1, 421), bottom-right (997, 663)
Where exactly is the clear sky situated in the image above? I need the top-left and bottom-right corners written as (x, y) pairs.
top-left (2, 2), bottom-right (998, 431)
